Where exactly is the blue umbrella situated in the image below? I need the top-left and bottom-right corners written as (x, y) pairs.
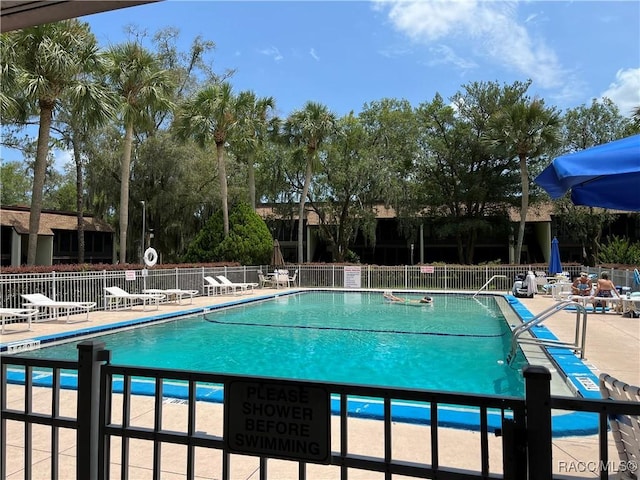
top-left (534, 134), bottom-right (640, 211)
top-left (549, 237), bottom-right (562, 275)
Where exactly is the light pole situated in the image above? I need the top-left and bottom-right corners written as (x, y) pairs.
top-left (140, 200), bottom-right (146, 264)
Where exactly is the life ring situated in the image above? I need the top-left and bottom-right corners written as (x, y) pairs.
top-left (144, 248), bottom-right (158, 267)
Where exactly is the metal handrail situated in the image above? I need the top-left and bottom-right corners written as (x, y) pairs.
top-left (472, 274), bottom-right (508, 297)
top-left (507, 300), bottom-right (588, 364)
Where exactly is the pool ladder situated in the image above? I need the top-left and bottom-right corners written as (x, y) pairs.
top-left (506, 300), bottom-right (588, 365)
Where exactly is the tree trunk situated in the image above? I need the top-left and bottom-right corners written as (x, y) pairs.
top-left (515, 154), bottom-right (529, 264)
top-left (73, 136), bottom-right (85, 264)
top-left (217, 142), bottom-right (229, 237)
top-left (248, 160), bottom-right (256, 210)
top-left (298, 158), bottom-right (313, 263)
top-left (27, 105), bottom-right (53, 265)
top-left (119, 122), bottom-right (134, 264)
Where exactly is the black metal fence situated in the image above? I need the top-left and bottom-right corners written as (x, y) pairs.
top-left (3, 342), bottom-right (640, 480)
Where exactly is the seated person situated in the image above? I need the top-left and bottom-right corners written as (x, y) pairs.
top-left (591, 273), bottom-right (621, 312)
top-left (571, 272), bottom-right (592, 296)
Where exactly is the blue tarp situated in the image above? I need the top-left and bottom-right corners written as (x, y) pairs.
top-left (535, 134), bottom-right (640, 212)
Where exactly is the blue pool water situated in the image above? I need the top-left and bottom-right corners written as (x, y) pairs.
top-left (14, 291), bottom-right (527, 396)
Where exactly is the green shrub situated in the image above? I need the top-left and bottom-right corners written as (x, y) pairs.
top-left (597, 235), bottom-right (640, 265)
top-left (183, 204), bottom-right (272, 265)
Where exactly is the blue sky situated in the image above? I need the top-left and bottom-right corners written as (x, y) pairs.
top-left (84, 0), bottom-right (640, 118)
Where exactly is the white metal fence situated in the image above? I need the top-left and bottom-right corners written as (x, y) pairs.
top-left (1, 264), bottom-right (637, 310)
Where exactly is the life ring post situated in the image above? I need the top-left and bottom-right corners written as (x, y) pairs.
top-left (144, 248), bottom-right (158, 267)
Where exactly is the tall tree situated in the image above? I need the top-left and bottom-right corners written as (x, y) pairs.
top-left (415, 88), bottom-right (518, 264)
top-left (308, 113), bottom-right (381, 262)
top-left (1, 20), bottom-right (107, 264)
top-left (175, 82), bottom-right (249, 237)
top-left (486, 93), bottom-right (561, 264)
top-left (105, 42), bottom-right (174, 263)
top-left (54, 75), bottom-right (116, 263)
top-left (282, 102), bottom-right (337, 263)
top-left (231, 91), bottom-right (276, 210)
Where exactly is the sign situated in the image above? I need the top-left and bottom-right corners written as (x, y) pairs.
top-left (224, 380), bottom-right (330, 463)
top-left (343, 266), bottom-right (362, 288)
top-left (125, 270), bottom-right (136, 281)
top-left (420, 266), bottom-right (435, 274)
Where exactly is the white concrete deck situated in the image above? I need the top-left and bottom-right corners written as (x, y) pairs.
top-left (2, 289), bottom-right (639, 479)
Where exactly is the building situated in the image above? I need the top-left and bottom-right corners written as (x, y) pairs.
top-left (0, 206), bottom-right (114, 267)
top-left (258, 203), bottom-right (639, 266)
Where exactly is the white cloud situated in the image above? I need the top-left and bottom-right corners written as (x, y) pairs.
top-left (601, 68), bottom-right (640, 116)
top-left (309, 48), bottom-right (320, 61)
top-left (427, 44), bottom-right (477, 71)
top-left (258, 46), bottom-right (283, 62)
top-left (53, 149), bottom-right (73, 173)
top-left (375, 0), bottom-right (567, 89)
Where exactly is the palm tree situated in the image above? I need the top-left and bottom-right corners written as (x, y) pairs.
top-left (486, 98), bottom-right (561, 264)
top-left (282, 102), bottom-right (337, 263)
top-left (55, 79), bottom-right (116, 263)
top-left (175, 82), bottom-right (249, 237)
top-left (1, 20), bottom-right (108, 265)
top-left (232, 91), bottom-right (276, 210)
top-left (104, 42), bottom-right (174, 263)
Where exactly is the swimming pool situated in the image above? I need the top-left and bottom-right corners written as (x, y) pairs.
top-left (13, 291), bottom-right (528, 396)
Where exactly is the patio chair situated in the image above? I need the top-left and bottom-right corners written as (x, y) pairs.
top-left (142, 288), bottom-right (199, 304)
top-left (287, 269), bottom-right (298, 287)
top-left (203, 276), bottom-right (229, 296)
top-left (599, 373), bottom-right (640, 480)
top-left (258, 272), bottom-right (275, 288)
top-left (21, 293), bottom-right (95, 323)
top-left (104, 286), bottom-right (165, 311)
top-left (0, 308), bottom-right (38, 334)
top-left (216, 275), bottom-right (258, 295)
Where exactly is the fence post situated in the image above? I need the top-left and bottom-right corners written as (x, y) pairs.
top-left (77, 341), bottom-right (108, 480)
top-left (523, 365), bottom-right (552, 480)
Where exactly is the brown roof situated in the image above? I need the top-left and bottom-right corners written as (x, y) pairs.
top-left (257, 203), bottom-right (556, 224)
top-left (1, 207), bottom-right (114, 236)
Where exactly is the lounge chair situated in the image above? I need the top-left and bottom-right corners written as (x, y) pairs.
top-left (216, 275), bottom-right (258, 295)
top-left (0, 308), bottom-right (38, 334)
top-left (203, 276), bottom-right (228, 296)
top-left (142, 288), bottom-right (199, 304)
top-left (599, 373), bottom-right (640, 480)
top-left (104, 286), bottom-right (165, 311)
top-left (21, 293), bottom-right (95, 323)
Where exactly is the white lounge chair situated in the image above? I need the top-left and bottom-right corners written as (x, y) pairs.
top-left (0, 308), bottom-right (38, 334)
top-left (599, 373), bottom-right (640, 480)
top-left (203, 276), bottom-right (228, 296)
top-left (21, 293), bottom-right (95, 323)
top-left (142, 288), bottom-right (199, 304)
top-left (104, 286), bottom-right (165, 311)
top-left (216, 275), bottom-right (258, 295)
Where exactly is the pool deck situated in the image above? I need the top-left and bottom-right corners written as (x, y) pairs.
top-left (2, 288), bottom-right (639, 479)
